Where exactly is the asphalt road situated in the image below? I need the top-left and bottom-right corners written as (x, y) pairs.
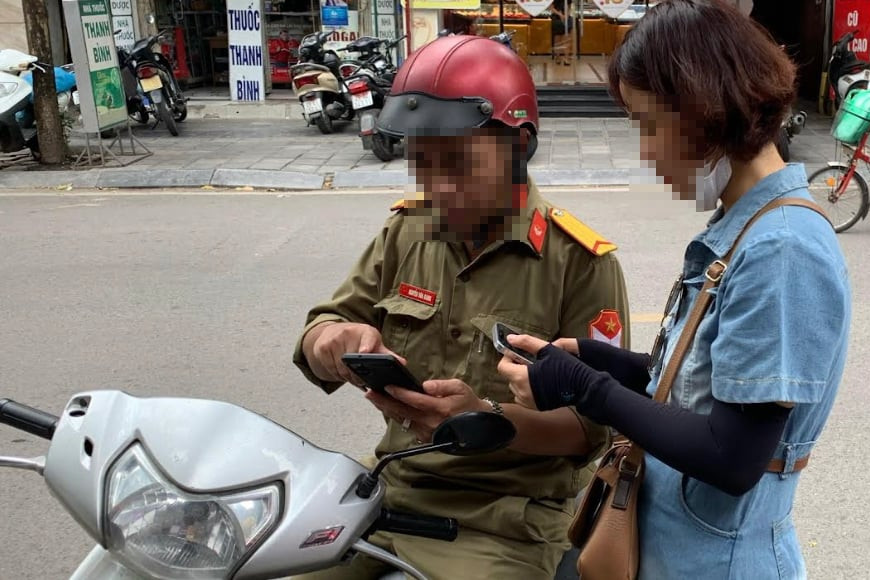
top-left (0, 188), bottom-right (867, 579)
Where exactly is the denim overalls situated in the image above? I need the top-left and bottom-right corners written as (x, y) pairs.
top-left (638, 164), bottom-right (851, 579)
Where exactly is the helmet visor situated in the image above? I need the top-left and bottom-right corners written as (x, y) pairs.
top-left (375, 92), bottom-right (493, 138)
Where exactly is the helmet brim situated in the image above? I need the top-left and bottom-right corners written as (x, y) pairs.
top-left (375, 92), bottom-right (494, 139)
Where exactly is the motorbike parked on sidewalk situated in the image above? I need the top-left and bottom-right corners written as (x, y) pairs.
top-left (0, 391), bottom-right (515, 579)
top-left (113, 16), bottom-right (188, 136)
top-left (342, 35), bottom-right (406, 161)
top-left (775, 106), bottom-right (806, 163)
top-left (0, 49), bottom-right (77, 158)
top-left (291, 30), bottom-right (357, 134)
top-left (826, 30), bottom-right (870, 113)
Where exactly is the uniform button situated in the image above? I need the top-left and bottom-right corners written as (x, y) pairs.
top-left (459, 273), bottom-right (470, 282)
top-left (450, 328), bottom-right (461, 339)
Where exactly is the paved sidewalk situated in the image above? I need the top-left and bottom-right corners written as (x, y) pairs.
top-left (0, 100), bottom-right (841, 191)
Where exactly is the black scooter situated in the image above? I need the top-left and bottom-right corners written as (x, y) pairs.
top-left (114, 26), bottom-right (187, 136)
top-left (344, 35), bottom-right (406, 161)
top-left (827, 30), bottom-right (870, 113)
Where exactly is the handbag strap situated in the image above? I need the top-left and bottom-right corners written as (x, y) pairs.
top-left (620, 197), bottom-right (832, 473)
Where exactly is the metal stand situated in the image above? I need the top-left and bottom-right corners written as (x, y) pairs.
top-left (71, 118), bottom-right (152, 168)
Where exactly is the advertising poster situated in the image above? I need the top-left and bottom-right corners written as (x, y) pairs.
top-left (321, 0), bottom-right (349, 27)
top-left (78, 0), bottom-right (127, 130)
top-left (516, 0), bottom-right (553, 17)
top-left (227, 0), bottom-right (267, 102)
top-left (322, 0), bottom-right (359, 53)
top-left (591, 0), bottom-right (633, 19)
top-left (834, 0), bottom-right (870, 62)
top-left (412, 0), bottom-right (479, 9)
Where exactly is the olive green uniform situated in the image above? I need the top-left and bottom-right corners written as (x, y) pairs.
top-left (292, 180), bottom-right (630, 579)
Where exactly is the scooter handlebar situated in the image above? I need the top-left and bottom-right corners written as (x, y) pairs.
top-left (373, 508), bottom-right (458, 542)
top-left (0, 399), bottom-right (58, 440)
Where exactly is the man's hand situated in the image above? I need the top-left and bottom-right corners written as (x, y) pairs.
top-left (365, 379), bottom-right (489, 443)
top-left (305, 322), bottom-right (406, 386)
top-left (497, 334), bottom-right (551, 409)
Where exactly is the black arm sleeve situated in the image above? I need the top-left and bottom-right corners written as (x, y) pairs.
top-left (575, 339), bottom-right (652, 395)
top-left (529, 345), bottom-right (791, 497)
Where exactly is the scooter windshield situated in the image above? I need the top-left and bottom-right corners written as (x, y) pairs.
top-left (376, 92), bottom-right (493, 138)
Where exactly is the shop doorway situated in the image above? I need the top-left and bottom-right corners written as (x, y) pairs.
top-left (443, 1), bottom-right (645, 86)
top-left (154, 0), bottom-right (321, 99)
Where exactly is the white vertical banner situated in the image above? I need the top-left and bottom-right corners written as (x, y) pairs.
top-left (227, 0), bottom-right (267, 102)
top-left (374, 0), bottom-right (396, 40)
top-left (109, 0), bottom-right (135, 51)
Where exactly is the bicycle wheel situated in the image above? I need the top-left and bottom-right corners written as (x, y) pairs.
top-left (807, 164), bottom-right (870, 233)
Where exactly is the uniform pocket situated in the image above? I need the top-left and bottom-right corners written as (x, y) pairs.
top-left (374, 293), bottom-right (440, 375)
top-left (678, 474), bottom-right (739, 539)
top-left (466, 314), bottom-right (553, 400)
top-left (773, 509), bottom-right (807, 580)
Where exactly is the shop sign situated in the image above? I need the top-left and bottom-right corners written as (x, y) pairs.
top-left (376, 15), bottom-right (397, 41)
top-left (111, 15), bottom-right (136, 51)
top-left (373, 0), bottom-right (396, 40)
top-left (412, 0), bottom-right (480, 10)
top-left (109, 0), bottom-right (132, 14)
top-left (515, 0), bottom-right (553, 17)
top-left (321, 0), bottom-right (349, 26)
top-left (62, 0), bottom-right (127, 132)
top-left (592, 0), bottom-right (633, 19)
top-left (834, 0), bottom-right (870, 61)
top-left (227, 0), bottom-right (267, 102)
top-left (108, 0), bottom-right (134, 51)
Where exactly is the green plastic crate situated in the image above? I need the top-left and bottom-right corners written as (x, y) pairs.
top-left (832, 89), bottom-right (870, 145)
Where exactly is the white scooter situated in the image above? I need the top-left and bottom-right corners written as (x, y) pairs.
top-left (0, 49), bottom-right (77, 157)
top-left (0, 391), bottom-right (516, 579)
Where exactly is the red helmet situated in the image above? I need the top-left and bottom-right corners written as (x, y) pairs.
top-left (376, 35), bottom-right (538, 138)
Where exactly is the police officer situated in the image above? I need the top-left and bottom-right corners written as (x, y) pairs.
top-left (292, 34), bottom-right (630, 579)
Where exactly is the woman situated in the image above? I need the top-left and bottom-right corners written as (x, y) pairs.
top-left (498, 1), bottom-right (851, 578)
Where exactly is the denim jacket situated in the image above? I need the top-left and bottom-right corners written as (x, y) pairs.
top-left (638, 164), bottom-right (851, 579)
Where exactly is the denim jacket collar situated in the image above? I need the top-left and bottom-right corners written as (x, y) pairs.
top-left (695, 163), bottom-right (809, 258)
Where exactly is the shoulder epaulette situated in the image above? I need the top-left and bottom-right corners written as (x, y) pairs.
top-left (390, 199), bottom-right (405, 211)
top-left (549, 207), bottom-right (618, 256)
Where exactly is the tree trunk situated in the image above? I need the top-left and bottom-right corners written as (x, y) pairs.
top-left (22, 0), bottom-right (66, 165)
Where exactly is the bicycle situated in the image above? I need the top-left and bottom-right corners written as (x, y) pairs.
top-left (807, 90), bottom-right (870, 233)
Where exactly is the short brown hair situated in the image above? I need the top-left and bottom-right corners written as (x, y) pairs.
top-left (607, 0), bottom-right (797, 162)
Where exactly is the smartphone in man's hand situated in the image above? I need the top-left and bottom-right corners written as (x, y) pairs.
top-left (341, 353), bottom-right (426, 395)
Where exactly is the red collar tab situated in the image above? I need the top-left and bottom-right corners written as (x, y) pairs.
top-left (514, 184), bottom-right (528, 209)
top-left (528, 209), bottom-right (547, 253)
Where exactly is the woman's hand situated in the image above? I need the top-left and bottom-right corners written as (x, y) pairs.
top-left (365, 379), bottom-right (489, 443)
top-left (496, 334), bottom-right (551, 410)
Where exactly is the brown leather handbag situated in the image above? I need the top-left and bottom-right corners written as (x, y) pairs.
top-left (566, 197), bottom-right (829, 580)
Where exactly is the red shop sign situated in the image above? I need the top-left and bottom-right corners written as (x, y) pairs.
top-left (834, 0), bottom-right (870, 61)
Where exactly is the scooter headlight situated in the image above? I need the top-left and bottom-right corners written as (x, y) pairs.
top-left (105, 444), bottom-right (281, 579)
top-left (0, 82), bottom-right (18, 98)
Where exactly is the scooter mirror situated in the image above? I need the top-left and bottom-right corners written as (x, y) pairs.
top-left (147, 13), bottom-right (156, 24)
top-left (431, 411), bottom-right (516, 456)
top-left (354, 411), bottom-right (516, 498)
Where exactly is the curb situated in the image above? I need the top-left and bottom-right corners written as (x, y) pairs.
top-left (0, 168), bottom-right (632, 191)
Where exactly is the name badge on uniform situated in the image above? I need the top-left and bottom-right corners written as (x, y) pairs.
top-left (399, 282), bottom-right (437, 306)
top-left (589, 309), bottom-right (623, 347)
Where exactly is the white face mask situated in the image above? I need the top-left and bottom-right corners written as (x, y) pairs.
top-left (695, 156), bottom-right (732, 212)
